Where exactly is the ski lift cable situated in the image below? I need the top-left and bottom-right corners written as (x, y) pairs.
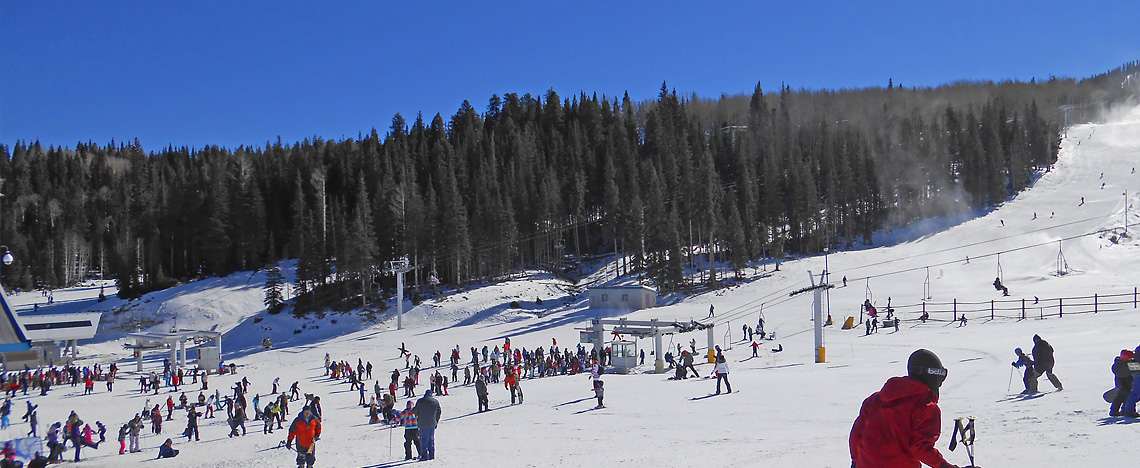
top-left (707, 218), bottom-right (1139, 326)
top-left (847, 219), bottom-right (1139, 284)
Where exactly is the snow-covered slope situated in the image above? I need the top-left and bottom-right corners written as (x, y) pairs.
top-left (6, 106), bottom-right (1140, 468)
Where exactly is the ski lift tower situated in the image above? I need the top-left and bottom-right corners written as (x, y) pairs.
top-left (791, 271), bottom-right (833, 363)
top-left (387, 258), bottom-right (414, 330)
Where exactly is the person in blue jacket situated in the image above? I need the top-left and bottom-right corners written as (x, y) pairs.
top-left (157, 438), bottom-right (179, 459)
top-left (1119, 345), bottom-right (1140, 418)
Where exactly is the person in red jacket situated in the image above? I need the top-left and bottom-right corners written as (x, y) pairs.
top-left (504, 369), bottom-right (522, 404)
top-left (286, 406), bottom-right (321, 468)
top-left (850, 349), bottom-right (965, 468)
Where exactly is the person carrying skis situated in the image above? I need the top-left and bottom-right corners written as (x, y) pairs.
top-left (1109, 349), bottom-right (1137, 417)
top-left (286, 406), bottom-right (321, 468)
top-left (1031, 335), bottom-right (1062, 391)
top-left (850, 349), bottom-right (963, 468)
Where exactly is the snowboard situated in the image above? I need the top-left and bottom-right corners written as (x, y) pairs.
top-left (1103, 387), bottom-right (1118, 403)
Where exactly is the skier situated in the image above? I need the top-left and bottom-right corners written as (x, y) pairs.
top-left (286, 406), bottom-right (321, 468)
top-left (1012, 347), bottom-right (1038, 394)
top-left (850, 349), bottom-right (961, 468)
top-left (1031, 335), bottom-right (1062, 391)
top-left (1109, 349), bottom-right (1136, 417)
top-left (751, 341), bottom-right (759, 357)
top-left (127, 414), bottom-right (142, 453)
top-left (713, 353), bottom-right (732, 394)
top-left (401, 401), bottom-right (421, 460)
top-left (1123, 344), bottom-right (1140, 418)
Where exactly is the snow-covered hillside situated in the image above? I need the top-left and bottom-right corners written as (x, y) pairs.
top-left (6, 105), bottom-right (1140, 468)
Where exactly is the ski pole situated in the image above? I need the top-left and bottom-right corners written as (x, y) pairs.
top-left (1007, 366), bottom-right (1015, 392)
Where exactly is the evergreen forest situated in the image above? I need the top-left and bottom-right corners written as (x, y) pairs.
top-left (2, 62), bottom-right (1137, 308)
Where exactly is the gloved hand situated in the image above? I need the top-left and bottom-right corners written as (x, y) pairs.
top-left (1011, 361), bottom-right (1020, 368)
top-left (286, 440), bottom-right (292, 450)
top-left (313, 436), bottom-right (319, 442)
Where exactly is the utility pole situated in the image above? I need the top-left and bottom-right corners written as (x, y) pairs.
top-left (1125, 190), bottom-right (1130, 237)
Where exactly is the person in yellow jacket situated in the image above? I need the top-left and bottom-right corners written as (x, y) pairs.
top-left (286, 406), bottom-right (321, 468)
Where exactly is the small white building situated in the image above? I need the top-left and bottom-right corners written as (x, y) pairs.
top-left (588, 285), bottom-right (657, 311)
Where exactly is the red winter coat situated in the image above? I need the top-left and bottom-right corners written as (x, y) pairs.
top-left (850, 376), bottom-right (950, 468)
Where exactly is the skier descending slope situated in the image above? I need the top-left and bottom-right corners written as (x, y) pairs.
top-left (850, 349), bottom-right (972, 468)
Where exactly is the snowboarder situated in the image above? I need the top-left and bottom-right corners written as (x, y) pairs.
top-left (1031, 335), bottom-right (1062, 391)
top-left (185, 405), bottom-right (201, 441)
top-left (1109, 349), bottom-right (1137, 417)
top-left (681, 350), bottom-right (700, 378)
top-left (1123, 344), bottom-right (1140, 418)
top-left (850, 349), bottom-right (960, 468)
top-left (157, 438), bottom-right (178, 459)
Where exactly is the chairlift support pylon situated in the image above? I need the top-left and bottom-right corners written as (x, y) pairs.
top-left (1056, 241), bottom-right (1069, 276)
top-left (923, 267), bottom-right (932, 300)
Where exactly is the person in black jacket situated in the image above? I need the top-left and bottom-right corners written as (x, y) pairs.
top-left (1031, 335), bottom-right (1063, 391)
top-left (1110, 349), bottom-right (1135, 417)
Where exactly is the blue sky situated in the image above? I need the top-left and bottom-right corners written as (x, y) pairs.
top-left (2, 1), bottom-right (1137, 151)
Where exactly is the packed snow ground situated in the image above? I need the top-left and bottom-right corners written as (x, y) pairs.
top-left (7, 105), bottom-right (1140, 467)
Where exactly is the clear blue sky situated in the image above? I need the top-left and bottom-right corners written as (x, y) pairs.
top-left (2, 1), bottom-right (1137, 151)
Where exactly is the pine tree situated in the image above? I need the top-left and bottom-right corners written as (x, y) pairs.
top-left (264, 264), bottom-right (285, 313)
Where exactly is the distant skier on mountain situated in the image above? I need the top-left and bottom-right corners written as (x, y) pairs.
top-left (850, 349), bottom-right (960, 468)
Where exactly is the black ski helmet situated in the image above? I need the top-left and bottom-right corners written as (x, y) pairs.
top-left (907, 349), bottom-right (948, 391)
